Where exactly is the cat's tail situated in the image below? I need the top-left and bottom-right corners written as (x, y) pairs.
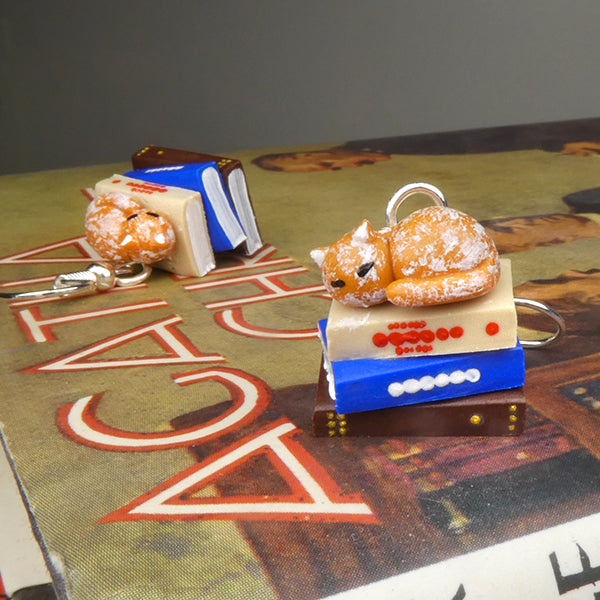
top-left (385, 255), bottom-right (501, 307)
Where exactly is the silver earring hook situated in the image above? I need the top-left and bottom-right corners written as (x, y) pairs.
top-left (514, 297), bottom-right (566, 348)
top-left (0, 262), bottom-right (152, 301)
top-left (386, 182), bottom-right (448, 227)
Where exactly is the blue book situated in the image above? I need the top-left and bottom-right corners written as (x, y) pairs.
top-left (318, 319), bottom-right (525, 414)
top-left (125, 163), bottom-right (247, 253)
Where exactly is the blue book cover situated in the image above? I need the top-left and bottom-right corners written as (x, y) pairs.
top-left (318, 319), bottom-right (525, 414)
top-left (125, 163), bottom-right (246, 253)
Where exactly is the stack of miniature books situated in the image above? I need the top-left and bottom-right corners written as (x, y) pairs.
top-left (130, 145), bottom-right (263, 257)
top-left (314, 259), bottom-right (526, 437)
top-left (90, 147), bottom-right (264, 279)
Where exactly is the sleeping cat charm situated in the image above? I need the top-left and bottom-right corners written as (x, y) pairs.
top-left (310, 184), bottom-right (501, 308)
top-left (311, 220), bottom-right (393, 307)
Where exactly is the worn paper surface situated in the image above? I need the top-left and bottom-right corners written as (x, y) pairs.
top-left (1, 122), bottom-right (600, 599)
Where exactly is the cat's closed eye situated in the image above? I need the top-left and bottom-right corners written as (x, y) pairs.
top-left (357, 262), bottom-right (374, 277)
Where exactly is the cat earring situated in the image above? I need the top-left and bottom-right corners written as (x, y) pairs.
top-left (386, 182), bottom-right (565, 348)
top-left (1, 193), bottom-right (174, 301)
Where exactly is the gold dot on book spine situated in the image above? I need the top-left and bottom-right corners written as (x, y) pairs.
top-left (327, 412), bottom-right (335, 420)
top-left (339, 427), bottom-right (347, 436)
top-left (508, 424), bottom-right (516, 431)
top-left (470, 414), bottom-right (483, 426)
top-left (509, 414), bottom-right (518, 422)
top-left (327, 421), bottom-right (336, 429)
top-left (509, 405), bottom-right (517, 412)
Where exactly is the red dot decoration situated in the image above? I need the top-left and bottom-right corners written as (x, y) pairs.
top-left (388, 332), bottom-right (403, 346)
top-left (374, 326), bottom-right (442, 352)
top-left (372, 333), bottom-right (388, 347)
top-left (486, 322), bottom-right (500, 336)
top-left (436, 328), bottom-right (449, 341)
top-left (420, 330), bottom-right (435, 343)
top-left (405, 331), bottom-right (420, 344)
top-left (450, 326), bottom-right (464, 339)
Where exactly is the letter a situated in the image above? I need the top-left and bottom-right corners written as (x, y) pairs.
top-left (100, 419), bottom-right (376, 523)
top-left (0, 236), bottom-right (100, 265)
top-left (24, 315), bottom-right (225, 372)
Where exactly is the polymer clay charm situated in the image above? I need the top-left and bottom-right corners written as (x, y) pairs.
top-left (310, 220), bottom-right (393, 307)
top-left (311, 183), bottom-right (500, 308)
top-left (310, 182), bottom-right (565, 432)
top-left (85, 193), bottom-right (176, 264)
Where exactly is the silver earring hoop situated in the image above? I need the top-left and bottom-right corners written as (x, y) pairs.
top-left (514, 297), bottom-right (566, 348)
top-left (386, 182), bottom-right (448, 227)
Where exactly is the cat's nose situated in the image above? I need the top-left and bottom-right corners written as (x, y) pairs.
top-left (331, 279), bottom-right (346, 288)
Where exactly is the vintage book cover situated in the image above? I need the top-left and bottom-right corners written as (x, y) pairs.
top-left (0, 444), bottom-right (52, 598)
top-left (1, 120), bottom-right (600, 599)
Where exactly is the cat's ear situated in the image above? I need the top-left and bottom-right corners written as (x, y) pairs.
top-left (310, 246), bottom-right (329, 268)
top-left (350, 220), bottom-right (377, 244)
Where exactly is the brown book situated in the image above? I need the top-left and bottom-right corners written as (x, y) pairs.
top-left (313, 362), bottom-right (526, 437)
top-left (131, 145), bottom-right (263, 255)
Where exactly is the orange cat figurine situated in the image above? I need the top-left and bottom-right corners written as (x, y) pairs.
top-left (311, 220), bottom-right (393, 307)
top-left (85, 193), bottom-right (176, 264)
top-left (310, 183), bottom-right (501, 308)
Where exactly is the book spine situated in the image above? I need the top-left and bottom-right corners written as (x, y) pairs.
top-left (313, 366), bottom-right (526, 437)
top-left (132, 145), bottom-right (242, 176)
top-left (313, 402), bottom-right (526, 437)
top-left (329, 342), bottom-right (525, 414)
